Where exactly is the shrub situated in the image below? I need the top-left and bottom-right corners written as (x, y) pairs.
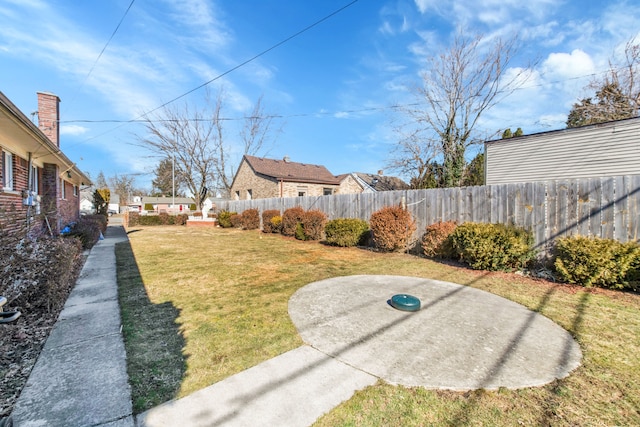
top-left (262, 210), bottom-right (281, 233)
top-left (241, 209), bottom-right (260, 230)
top-left (217, 210), bottom-right (236, 228)
top-left (281, 207), bottom-right (305, 237)
top-left (554, 236), bottom-right (640, 290)
top-left (193, 211), bottom-right (203, 218)
top-left (369, 206), bottom-right (416, 252)
top-left (126, 211), bottom-right (140, 227)
top-left (229, 214), bottom-right (242, 228)
top-left (325, 218), bottom-right (369, 247)
top-left (298, 210), bottom-right (327, 241)
top-left (295, 223), bottom-right (306, 240)
top-left (158, 212), bottom-right (171, 225)
top-left (138, 215), bottom-right (162, 226)
top-left (270, 216), bottom-right (283, 233)
top-left (174, 214), bottom-right (188, 225)
top-left (83, 214), bottom-right (107, 233)
top-left (0, 234), bottom-right (81, 313)
top-left (422, 221), bottom-right (458, 258)
top-left (450, 222), bottom-right (535, 271)
top-left (64, 217), bottom-right (103, 249)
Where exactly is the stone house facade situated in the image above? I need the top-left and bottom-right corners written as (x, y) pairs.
top-left (0, 91), bottom-right (90, 234)
top-left (230, 155), bottom-right (343, 200)
top-left (230, 155), bottom-right (409, 200)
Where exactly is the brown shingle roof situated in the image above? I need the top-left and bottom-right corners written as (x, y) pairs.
top-left (244, 155), bottom-right (341, 185)
top-left (354, 173), bottom-right (410, 191)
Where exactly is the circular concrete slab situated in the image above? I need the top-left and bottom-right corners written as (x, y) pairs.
top-left (289, 275), bottom-right (582, 391)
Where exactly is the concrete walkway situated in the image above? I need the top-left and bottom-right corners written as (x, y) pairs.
top-left (11, 221), bottom-right (134, 427)
top-left (11, 222), bottom-right (583, 427)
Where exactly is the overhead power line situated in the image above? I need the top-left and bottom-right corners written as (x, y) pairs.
top-left (76, 0), bottom-right (360, 145)
top-left (68, 0), bottom-right (136, 107)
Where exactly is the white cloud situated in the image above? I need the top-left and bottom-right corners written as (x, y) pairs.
top-left (542, 49), bottom-right (595, 81)
top-left (61, 125), bottom-right (89, 136)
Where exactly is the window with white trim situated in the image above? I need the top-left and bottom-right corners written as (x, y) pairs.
top-left (73, 185), bottom-right (78, 196)
top-left (30, 165), bottom-right (38, 193)
top-left (60, 178), bottom-right (66, 199)
top-left (2, 150), bottom-right (13, 191)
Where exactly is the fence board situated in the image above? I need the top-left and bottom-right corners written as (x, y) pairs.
top-left (601, 177), bottom-right (615, 239)
top-left (630, 176), bottom-right (640, 241)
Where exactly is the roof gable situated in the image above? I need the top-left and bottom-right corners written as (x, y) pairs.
top-left (244, 155), bottom-right (340, 185)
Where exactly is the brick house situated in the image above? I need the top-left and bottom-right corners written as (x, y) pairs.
top-left (0, 91), bottom-right (91, 233)
top-left (229, 155), bottom-right (408, 200)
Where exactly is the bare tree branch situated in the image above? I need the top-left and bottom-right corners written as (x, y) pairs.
top-left (390, 31), bottom-right (530, 188)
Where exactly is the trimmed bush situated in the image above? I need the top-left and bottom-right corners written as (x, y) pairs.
top-left (125, 211), bottom-right (140, 227)
top-left (138, 215), bottom-right (162, 226)
top-left (325, 218), bottom-right (370, 247)
top-left (229, 214), bottom-right (242, 228)
top-left (298, 209), bottom-right (327, 241)
top-left (270, 216), bottom-right (282, 233)
top-left (0, 233), bottom-right (82, 312)
top-left (241, 209), bottom-right (260, 230)
top-left (174, 214), bottom-right (189, 225)
top-left (281, 207), bottom-right (305, 237)
top-left (554, 236), bottom-right (640, 290)
top-left (158, 212), bottom-right (172, 225)
top-left (369, 206), bottom-right (416, 252)
top-left (65, 217), bottom-right (103, 249)
top-left (217, 210), bottom-right (236, 228)
top-left (450, 222), bottom-right (535, 271)
top-left (422, 221), bottom-right (457, 258)
top-left (262, 210), bottom-right (281, 233)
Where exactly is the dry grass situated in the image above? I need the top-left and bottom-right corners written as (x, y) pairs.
top-left (117, 226), bottom-right (640, 425)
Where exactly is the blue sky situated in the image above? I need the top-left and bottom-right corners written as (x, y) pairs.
top-left (1, 0), bottom-right (639, 190)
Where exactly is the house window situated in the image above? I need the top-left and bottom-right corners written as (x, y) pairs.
top-left (323, 188), bottom-right (333, 196)
top-left (235, 190), bottom-right (240, 200)
top-left (297, 186), bottom-right (307, 197)
top-left (247, 189), bottom-right (252, 200)
top-left (2, 150), bottom-right (13, 191)
top-left (73, 185), bottom-right (78, 197)
top-left (30, 165), bottom-right (38, 193)
top-left (60, 178), bottom-right (66, 199)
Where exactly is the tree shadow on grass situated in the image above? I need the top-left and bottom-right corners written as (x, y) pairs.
top-left (115, 239), bottom-right (187, 414)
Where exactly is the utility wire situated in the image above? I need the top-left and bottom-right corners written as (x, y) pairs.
top-left (67, 0), bottom-right (136, 108)
top-left (77, 0), bottom-right (360, 144)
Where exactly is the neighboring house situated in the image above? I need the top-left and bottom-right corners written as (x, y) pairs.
top-left (140, 196), bottom-right (196, 213)
top-left (342, 172), bottom-right (410, 193)
top-left (230, 155), bottom-right (410, 200)
top-left (485, 117), bottom-right (640, 185)
top-left (0, 91), bottom-right (90, 233)
top-left (230, 155), bottom-right (343, 199)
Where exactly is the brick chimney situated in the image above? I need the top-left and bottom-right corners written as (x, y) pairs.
top-left (37, 92), bottom-right (60, 147)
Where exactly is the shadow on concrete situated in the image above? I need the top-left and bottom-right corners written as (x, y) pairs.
top-left (115, 237), bottom-right (187, 414)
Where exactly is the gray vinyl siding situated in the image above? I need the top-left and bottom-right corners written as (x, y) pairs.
top-left (485, 118), bottom-right (640, 185)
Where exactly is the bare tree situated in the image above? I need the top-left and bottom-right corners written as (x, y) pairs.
top-left (567, 39), bottom-right (640, 128)
top-left (389, 32), bottom-right (529, 188)
top-left (109, 174), bottom-right (136, 206)
top-left (138, 89), bottom-right (279, 208)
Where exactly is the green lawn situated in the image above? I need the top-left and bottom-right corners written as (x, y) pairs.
top-left (116, 226), bottom-right (640, 425)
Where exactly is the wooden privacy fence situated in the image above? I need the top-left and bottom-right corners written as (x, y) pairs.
top-left (218, 175), bottom-right (640, 252)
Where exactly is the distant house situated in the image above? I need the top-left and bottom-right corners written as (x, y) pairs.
top-left (0, 91), bottom-right (91, 233)
top-left (485, 117), bottom-right (640, 185)
top-left (342, 172), bottom-right (410, 193)
top-left (230, 155), bottom-right (409, 200)
top-left (137, 196), bottom-right (195, 213)
top-left (230, 155), bottom-right (343, 199)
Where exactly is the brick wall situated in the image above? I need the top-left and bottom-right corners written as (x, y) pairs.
top-left (230, 160), bottom-right (280, 199)
top-left (0, 153), bottom-right (41, 235)
top-left (37, 92), bottom-right (60, 147)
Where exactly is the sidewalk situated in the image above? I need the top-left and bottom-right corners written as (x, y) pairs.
top-left (11, 222), bottom-right (134, 427)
